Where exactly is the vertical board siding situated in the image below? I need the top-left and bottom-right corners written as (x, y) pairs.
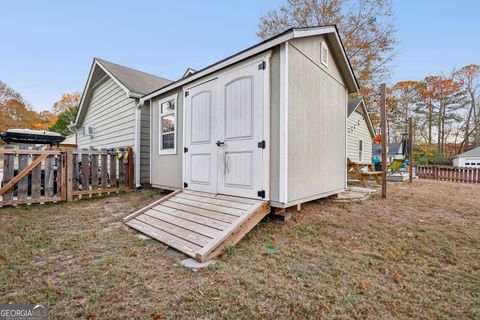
top-left (150, 88), bottom-right (184, 189)
top-left (287, 39), bottom-right (347, 203)
top-left (347, 110), bottom-right (373, 164)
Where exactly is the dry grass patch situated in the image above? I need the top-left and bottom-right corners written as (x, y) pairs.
top-left (1, 180), bottom-right (479, 319)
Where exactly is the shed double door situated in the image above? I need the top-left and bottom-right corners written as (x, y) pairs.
top-left (184, 61), bottom-right (265, 199)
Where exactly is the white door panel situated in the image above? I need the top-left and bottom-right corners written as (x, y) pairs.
top-left (184, 80), bottom-right (218, 193)
top-left (217, 62), bottom-right (264, 199)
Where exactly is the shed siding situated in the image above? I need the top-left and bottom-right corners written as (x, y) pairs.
top-left (347, 110), bottom-right (373, 164)
top-left (287, 40), bottom-right (347, 203)
top-left (76, 77), bottom-right (136, 149)
top-left (150, 88), bottom-right (184, 189)
top-left (269, 47), bottom-right (281, 203)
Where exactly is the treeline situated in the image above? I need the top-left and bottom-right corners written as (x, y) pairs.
top-left (0, 80), bottom-right (79, 138)
top-left (379, 65), bottom-right (480, 164)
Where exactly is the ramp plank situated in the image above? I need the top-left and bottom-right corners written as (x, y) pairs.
top-left (126, 219), bottom-right (201, 257)
top-left (136, 214), bottom-right (211, 247)
top-left (183, 189), bottom-right (261, 205)
top-left (124, 190), bottom-right (269, 261)
top-left (153, 204), bottom-right (231, 230)
top-left (169, 197), bottom-right (245, 217)
top-left (176, 192), bottom-right (254, 210)
top-left (163, 200), bottom-right (239, 223)
top-left (145, 208), bottom-right (221, 238)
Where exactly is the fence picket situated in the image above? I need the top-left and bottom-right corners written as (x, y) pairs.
top-left (17, 147), bottom-right (29, 200)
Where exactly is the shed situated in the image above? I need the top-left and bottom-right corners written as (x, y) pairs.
top-left (141, 26), bottom-right (359, 208)
top-left (71, 58), bottom-right (172, 186)
top-left (452, 146), bottom-right (480, 168)
top-left (347, 98), bottom-right (375, 164)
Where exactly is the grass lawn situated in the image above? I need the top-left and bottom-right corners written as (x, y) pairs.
top-left (1, 180), bottom-right (479, 319)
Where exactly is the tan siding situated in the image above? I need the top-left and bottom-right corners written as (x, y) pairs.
top-left (150, 88), bottom-right (184, 189)
top-left (347, 110), bottom-right (373, 164)
top-left (269, 47), bottom-right (281, 203)
top-left (289, 35), bottom-right (345, 86)
top-left (287, 41), bottom-right (347, 203)
top-left (76, 77), bottom-right (136, 149)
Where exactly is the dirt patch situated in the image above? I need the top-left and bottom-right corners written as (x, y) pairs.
top-left (1, 181), bottom-right (479, 319)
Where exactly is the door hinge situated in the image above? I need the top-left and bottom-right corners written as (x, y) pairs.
top-left (258, 61), bottom-right (266, 70)
top-left (185, 91), bottom-right (189, 97)
top-left (257, 190), bottom-right (265, 199)
top-left (184, 182), bottom-right (188, 188)
top-left (258, 140), bottom-right (266, 149)
top-left (184, 147), bottom-right (188, 153)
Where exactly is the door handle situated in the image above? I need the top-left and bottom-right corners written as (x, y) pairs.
top-left (216, 141), bottom-right (225, 147)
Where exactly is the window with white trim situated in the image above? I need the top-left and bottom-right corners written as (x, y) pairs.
top-left (158, 94), bottom-right (177, 154)
top-left (321, 41), bottom-right (329, 67)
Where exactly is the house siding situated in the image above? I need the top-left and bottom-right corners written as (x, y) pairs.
top-left (140, 104), bottom-right (151, 183)
top-left (287, 36), bottom-right (347, 203)
top-left (347, 110), bottom-right (373, 164)
top-left (76, 77), bottom-right (136, 149)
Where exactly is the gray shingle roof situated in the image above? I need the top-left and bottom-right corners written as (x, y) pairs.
top-left (372, 143), bottom-right (402, 157)
top-left (347, 97), bottom-right (363, 117)
top-left (457, 146), bottom-right (480, 157)
top-left (96, 58), bottom-right (172, 95)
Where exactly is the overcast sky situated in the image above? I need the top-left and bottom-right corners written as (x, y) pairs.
top-left (1, 0), bottom-right (479, 111)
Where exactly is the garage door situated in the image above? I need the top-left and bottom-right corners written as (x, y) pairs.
top-left (184, 60), bottom-right (266, 199)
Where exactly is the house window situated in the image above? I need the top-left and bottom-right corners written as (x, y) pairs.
top-left (158, 94), bottom-right (177, 155)
top-left (321, 41), bottom-right (329, 67)
top-left (359, 140), bottom-right (363, 162)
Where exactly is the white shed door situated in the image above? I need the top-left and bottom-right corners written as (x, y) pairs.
top-left (184, 79), bottom-right (218, 193)
top-left (216, 62), bottom-right (265, 199)
top-left (184, 60), bottom-right (266, 199)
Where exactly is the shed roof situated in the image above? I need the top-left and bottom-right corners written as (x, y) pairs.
top-left (141, 25), bottom-right (359, 102)
top-left (454, 146), bottom-right (480, 158)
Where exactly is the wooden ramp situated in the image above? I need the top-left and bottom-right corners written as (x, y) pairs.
top-left (123, 190), bottom-right (269, 262)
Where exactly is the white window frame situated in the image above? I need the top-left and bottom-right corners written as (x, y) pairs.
top-left (158, 93), bottom-right (178, 155)
top-left (321, 41), bottom-right (329, 67)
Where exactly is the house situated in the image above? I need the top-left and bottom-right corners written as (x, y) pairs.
top-left (452, 146), bottom-right (480, 168)
top-left (347, 98), bottom-right (375, 164)
top-left (71, 58), bottom-right (172, 186)
top-left (372, 142), bottom-right (404, 164)
top-left (140, 26), bottom-right (359, 208)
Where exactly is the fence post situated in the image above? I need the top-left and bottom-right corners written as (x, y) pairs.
top-left (66, 148), bottom-right (73, 202)
top-left (128, 147), bottom-right (134, 190)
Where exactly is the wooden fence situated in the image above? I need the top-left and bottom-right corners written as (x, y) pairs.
top-left (0, 147), bottom-right (134, 207)
top-left (416, 165), bottom-right (480, 183)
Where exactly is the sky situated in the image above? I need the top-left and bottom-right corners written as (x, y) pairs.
top-left (0, 0), bottom-right (479, 111)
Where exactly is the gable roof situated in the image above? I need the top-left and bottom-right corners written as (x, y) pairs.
top-left (95, 58), bottom-right (172, 96)
top-left (73, 58), bottom-right (172, 127)
top-left (454, 146), bottom-right (480, 158)
top-left (347, 97), bottom-right (376, 139)
top-left (141, 25), bottom-right (359, 103)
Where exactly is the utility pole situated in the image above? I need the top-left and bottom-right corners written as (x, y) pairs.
top-left (409, 117), bottom-right (414, 183)
top-left (380, 83), bottom-right (387, 198)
